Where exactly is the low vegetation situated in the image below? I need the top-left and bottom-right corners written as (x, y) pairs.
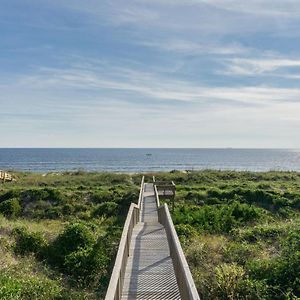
top-left (0, 170), bottom-right (299, 299)
top-left (154, 170), bottom-right (300, 299)
top-left (0, 171), bottom-right (139, 299)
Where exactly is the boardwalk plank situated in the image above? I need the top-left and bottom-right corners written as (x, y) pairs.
top-left (121, 183), bottom-right (181, 300)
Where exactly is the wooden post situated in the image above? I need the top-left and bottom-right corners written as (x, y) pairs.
top-left (172, 197), bottom-right (175, 213)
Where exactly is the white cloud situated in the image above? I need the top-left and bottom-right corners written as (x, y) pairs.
top-left (1, 65), bottom-right (300, 148)
top-left (221, 57), bottom-right (300, 76)
top-left (140, 39), bottom-right (249, 55)
top-left (60, 0), bottom-right (300, 35)
top-left (1, 1), bottom-right (300, 147)
top-left (1, 82), bottom-right (300, 147)
top-left (199, 0), bottom-right (300, 17)
top-left (143, 0), bottom-right (300, 17)
top-left (10, 63), bottom-right (300, 108)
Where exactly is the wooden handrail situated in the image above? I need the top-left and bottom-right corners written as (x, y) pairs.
top-left (153, 178), bottom-right (176, 212)
top-left (105, 203), bottom-right (139, 300)
top-left (154, 184), bottom-right (160, 208)
top-left (153, 177), bottom-right (176, 192)
top-left (155, 184), bottom-right (176, 190)
top-left (105, 176), bottom-right (144, 300)
top-left (153, 181), bottom-right (175, 186)
top-left (158, 204), bottom-right (200, 300)
top-left (137, 176), bottom-right (145, 208)
top-left (105, 177), bottom-right (199, 300)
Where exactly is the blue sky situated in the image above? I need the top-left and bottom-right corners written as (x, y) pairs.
top-left (1, 0), bottom-right (300, 147)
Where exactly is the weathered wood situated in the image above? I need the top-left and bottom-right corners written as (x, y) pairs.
top-left (105, 179), bottom-right (199, 300)
top-left (121, 183), bottom-right (180, 300)
top-left (0, 171), bottom-right (13, 182)
top-left (105, 177), bottom-right (144, 300)
top-left (153, 177), bottom-right (176, 212)
top-left (158, 204), bottom-right (200, 300)
top-left (153, 177), bottom-right (176, 196)
top-left (154, 184), bottom-right (160, 208)
top-left (137, 176), bottom-right (145, 210)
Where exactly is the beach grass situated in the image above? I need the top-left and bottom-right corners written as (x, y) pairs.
top-left (0, 170), bottom-right (299, 299)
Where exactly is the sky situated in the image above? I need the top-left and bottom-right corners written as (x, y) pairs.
top-left (1, 0), bottom-right (300, 148)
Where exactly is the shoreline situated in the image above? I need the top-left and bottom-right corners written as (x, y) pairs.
top-left (3, 169), bottom-right (300, 174)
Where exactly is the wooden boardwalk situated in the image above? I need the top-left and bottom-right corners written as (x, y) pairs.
top-left (121, 183), bottom-right (181, 299)
top-left (0, 171), bottom-right (13, 182)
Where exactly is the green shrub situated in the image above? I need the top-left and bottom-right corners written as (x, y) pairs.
top-left (91, 190), bottom-right (114, 203)
top-left (0, 198), bottom-right (21, 218)
top-left (236, 278), bottom-right (269, 300)
top-left (248, 229), bottom-right (300, 298)
top-left (115, 188), bottom-right (139, 216)
top-left (175, 224), bottom-right (197, 244)
top-left (49, 223), bottom-right (95, 267)
top-left (64, 241), bottom-right (110, 284)
top-left (0, 190), bottom-right (20, 202)
top-left (64, 247), bottom-right (93, 280)
top-left (62, 203), bottom-right (74, 215)
top-left (20, 188), bottom-right (66, 219)
top-left (13, 227), bottom-right (47, 257)
top-left (214, 263), bottom-right (268, 299)
top-left (184, 191), bottom-right (207, 204)
top-left (50, 229), bottom-right (116, 287)
top-left (0, 272), bottom-right (63, 300)
top-left (224, 242), bottom-right (257, 265)
top-left (215, 263), bottom-right (245, 299)
top-left (45, 188), bottom-right (65, 204)
top-left (93, 202), bottom-right (118, 218)
top-left (21, 189), bottom-right (49, 202)
top-left (0, 273), bottom-right (22, 299)
top-left (204, 187), bottom-right (293, 212)
top-left (205, 197), bottom-right (223, 205)
top-left (233, 224), bottom-right (282, 243)
top-left (21, 188), bottom-right (65, 204)
top-left (44, 206), bottom-right (63, 219)
top-left (173, 201), bottom-right (262, 233)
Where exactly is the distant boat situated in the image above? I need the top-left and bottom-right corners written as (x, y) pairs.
top-left (146, 153), bottom-right (152, 156)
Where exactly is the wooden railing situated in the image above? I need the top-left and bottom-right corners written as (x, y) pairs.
top-left (137, 175), bottom-right (145, 211)
top-left (105, 176), bottom-right (199, 300)
top-left (158, 204), bottom-right (200, 300)
top-left (104, 176), bottom-right (144, 300)
top-left (153, 176), bottom-right (176, 211)
top-left (153, 176), bottom-right (176, 196)
top-left (0, 171), bottom-right (13, 182)
top-left (153, 176), bottom-right (176, 186)
top-left (154, 184), bottom-right (160, 208)
top-left (154, 177), bottom-right (200, 300)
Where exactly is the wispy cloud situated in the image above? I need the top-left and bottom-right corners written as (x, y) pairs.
top-left (145, 0), bottom-right (300, 17)
top-left (11, 62), bottom-right (300, 108)
top-left (1, 1), bottom-right (300, 147)
top-left (140, 39), bottom-right (249, 55)
top-left (60, 0), bottom-right (300, 35)
top-left (221, 57), bottom-right (300, 76)
top-left (199, 0), bottom-right (300, 17)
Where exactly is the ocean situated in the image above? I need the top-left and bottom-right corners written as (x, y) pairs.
top-left (0, 148), bottom-right (300, 173)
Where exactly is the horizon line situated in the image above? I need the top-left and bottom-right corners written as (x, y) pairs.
top-left (0, 147), bottom-right (299, 150)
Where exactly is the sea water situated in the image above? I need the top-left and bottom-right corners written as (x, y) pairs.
top-left (1, 148), bottom-right (300, 173)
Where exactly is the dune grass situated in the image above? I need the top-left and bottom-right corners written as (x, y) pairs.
top-left (154, 170), bottom-right (300, 299)
top-left (0, 170), bottom-right (299, 299)
top-left (0, 171), bottom-right (139, 299)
